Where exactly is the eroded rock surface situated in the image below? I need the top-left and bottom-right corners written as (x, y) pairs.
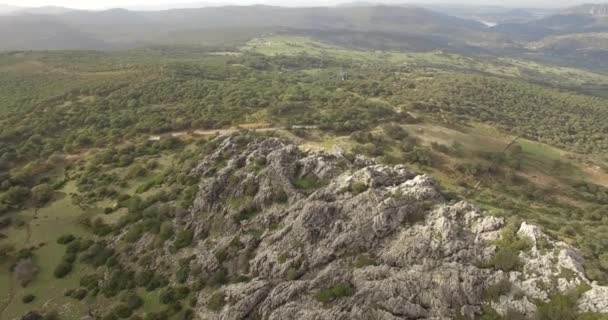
top-left (163, 135), bottom-right (608, 319)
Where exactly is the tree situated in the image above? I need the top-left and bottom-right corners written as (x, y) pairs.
top-left (31, 183), bottom-right (54, 207)
top-left (2, 186), bottom-right (30, 207)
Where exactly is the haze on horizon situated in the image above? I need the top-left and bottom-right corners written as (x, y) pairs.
top-left (0, 0), bottom-right (601, 10)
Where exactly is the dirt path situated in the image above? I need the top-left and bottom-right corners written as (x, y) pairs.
top-left (149, 126), bottom-right (289, 141)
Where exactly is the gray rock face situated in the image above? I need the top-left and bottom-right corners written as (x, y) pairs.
top-left (174, 135), bottom-right (608, 319)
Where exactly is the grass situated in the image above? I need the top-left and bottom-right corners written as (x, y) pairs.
top-left (0, 181), bottom-right (92, 320)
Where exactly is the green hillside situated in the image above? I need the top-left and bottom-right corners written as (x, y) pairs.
top-left (1, 39), bottom-right (608, 319)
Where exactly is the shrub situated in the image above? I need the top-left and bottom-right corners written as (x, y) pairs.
top-left (31, 183), bottom-right (54, 207)
top-left (292, 176), bottom-right (325, 193)
top-left (350, 181), bottom-right (368, 194)
top-left (71, 288), bottom-right (88, 300)
top-left (314, 282), bottom-right (354, 304)
top-left (159, 223), bottom-right (174, 241)
top-left (63, 252), bottom-right (77, 263)
top-left (353, 255), bottom-right (375, 268)
top-left (124, 224), bottom-right (144, 243)
top-left (536, 294), bottom-right (577, 320)
top-left (274, 190), bottom-right (289, 203)
top-left (57, 234), bottom-right (76, 245)
top-left (208, 268), bottom-right (228, 287)
top-left (113, 304), bottom-right (133, 319)
top-left (22, 294), bottom-right (35, 303)
top-left (382, 124), bottom-right (408, 140)
top-left (54, 262), bottom-right (73, 278)
top-left (174, 229), bottom-right (194, 249)
top-left (207, 291), bottom-right (226, 311)
top-left (489, 248), bottom-right (521, 272)
top-left (181, 309), bottom-right (195, 320)
top-left (120, 291), bottom-right (143, 310)
top-left (483, 278), bottom-right (512, 302)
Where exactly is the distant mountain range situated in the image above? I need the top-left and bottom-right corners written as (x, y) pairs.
top-left (0, 2), bottom-right (608, 58)
top-left (0, 5), bottom-right (495, 51)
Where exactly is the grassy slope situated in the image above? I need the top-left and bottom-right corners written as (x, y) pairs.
top-left (0, 150), bottom-right (177, 319)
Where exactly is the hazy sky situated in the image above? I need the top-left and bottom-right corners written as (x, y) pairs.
top-left (0, 0), bottom-right (597, 9)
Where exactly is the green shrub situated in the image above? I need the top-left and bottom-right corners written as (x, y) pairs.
top-left (274, 190), bottom-right (289, 203)
top-left (71, 288), bottom-right (88, 300)
top-left (174, 229), bottom-right (194, 249)
top-left (207, 291), bottom-right (226, 311)
top-left (489, 248), bottom-right (521, 272)
top-left (353, 255), bottom-right (375, 268)
top-left (382, 124), bottom-right (408, 140)
top-left (22, 294), bottom-right (35, 303)
top-left (120, 291), bottom-right (143, 310)
top-left (124, 224), bottom-right (145, 243)
top-left (159, 223), bottom-right (174, 241)
top-left (181, 309), bottom-right (195, 320)
top-left (113, 304), bottom-right (133, 319)
top-left (350, 181), bottom-right (368, 194)
top-left (209, 268), bottom-right (228, 287)
top-left (483, 278), bottom-right (512, 302)
top-left (292, 176), bottom-right (325, 193)
top-left (536, 294), bottom-right (577, 320)
top-left (314, 282), bottom-right (354, 303)
top-left (286, 268), bottom-right (300, 281)
top-left (54, 261), bottom-right (73, 278)
top-left (63, 252), bottom-right (77, 263)
top-left (57, 234), bottom-right (76, 245)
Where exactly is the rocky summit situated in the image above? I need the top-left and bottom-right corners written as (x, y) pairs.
top-left (132, 135), bottom-right (608, 320)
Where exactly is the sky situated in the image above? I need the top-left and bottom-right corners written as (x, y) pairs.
top-left (0, 0), bottom-right (598, 10)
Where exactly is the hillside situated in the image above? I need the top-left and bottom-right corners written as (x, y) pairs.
top-left (0, 16), bottom-right (110, 51)
top-left (0, 5), bottom-right (501, 52)
top-left (1, 5), bottom-right (608, 320)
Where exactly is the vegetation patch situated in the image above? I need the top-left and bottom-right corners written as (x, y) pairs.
top-left (314, 282), bottom-right (355, 304)
top-left (292, 175), bottom-right (326, 193)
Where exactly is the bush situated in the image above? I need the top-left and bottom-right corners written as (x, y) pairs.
top-left (120, 291), bottom-right (143, 310)
top-left (181, 309), bottom-right (195, 320)
top-left (63, 252), bottom-right (77, 263)
top-left (112, 304), bottom-right (133, 319)
top-left (57, 234), bottom-right (76, 245)
top-left (382, 124), bottom-right (408, 140)
top-left (31, 183), bottom-right (54, 207)
top-left (314, 282), bottom-right (354, 303)
top-left (54, 261), bottom-right (73, 278)
top-left (292, 175), bottom-right (325, 193)
top-left (536, 294), bottom-right (577, 320)
top-left (350, 181), bottom-right (368, 194)
top-left (71, 288), bottom-right (88, 300)
top-left (353, 255), bottom-right (375, 268)
top-left (207, 291), bottom-right (226, 311)
top-left (174, 229), bottom-right (194, 249)
top-left (22, 294), bottom-right (35, 303)
top-left (483, 278), bottom-right (512, 302)
top-left (489, 248), bottom-right (521, 272)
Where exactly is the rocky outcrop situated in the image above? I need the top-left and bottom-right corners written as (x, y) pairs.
top-left (169, 135), bottom-right (608, 319)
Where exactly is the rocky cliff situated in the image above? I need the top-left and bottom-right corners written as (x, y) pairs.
top-left (134, 134), bottom-right (608, 320)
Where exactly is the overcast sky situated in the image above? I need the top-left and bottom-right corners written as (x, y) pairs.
top-left (0, 0), bottom-right (597, 9)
